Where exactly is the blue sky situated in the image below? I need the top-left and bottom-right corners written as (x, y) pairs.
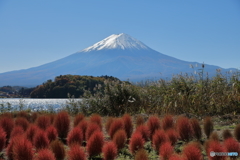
top-left (0, 0), bottom-right (240, 73)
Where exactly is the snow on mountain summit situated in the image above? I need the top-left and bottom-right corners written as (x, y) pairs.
top-left (82, 33), bottom-right (150, 52)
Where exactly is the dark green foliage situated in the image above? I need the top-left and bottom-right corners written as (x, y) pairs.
top-left (30, 75), bottom-right (120, 98)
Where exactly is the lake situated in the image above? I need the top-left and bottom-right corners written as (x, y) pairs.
top-left (0, 98), bottom-right (83, 112)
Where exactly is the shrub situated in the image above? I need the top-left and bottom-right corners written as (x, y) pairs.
top-left (108, 118), bottom-right (124, 139)
top-left (68, 144), bottom-right (86, 160)
top-left (6, 136), bottom-right (16, 160)
top-left (136, 125), bottom-right (150, 142)
top-left (169, 154), bottom-right (184, 160)
top-left (134, 149), bottom-right (148, 160)
top-left (0, 117), bottom-right (14, 140)
top-left (10, 126), bottom-right (24, 138)
top-left (159, 142), bottom-right (173, 160)
top-left (176, 116), bottom-right (193, 141)
top-left (30, 112), bottom-right (38, 123)
top-left (48, 114), bottom-right (56, 124)
top-left (46, 125), bottom-right (58, 142)
top-left (147, 115), bottom-right (161, 140)
top-left (25, 124), bottom-right (39, 143)
top-left (162, 115), bottom-right (174, 131)
top-left (73, 113), bottom-right (85, 127)
top-left (113, 129), bottom-right (127, 150)
top-left (234, 124), bottom-right (240, 142)
top-left (33, 129), bottom-right (49, 150)
top-left (67, 127), bottom-right (83, 146)
top-left (36, 115), bottom-right (51, 130)
top-left (183, 143), bottom-right (203, 160)
top-left (207, 140), bottom-right (226, 160)
top-left (86, 122), bottom-right (101, 140)
top-left (190, 118), bottom-right (202, 140)
top-left (105, 117), bottom-right (114, 133)
top-left (36, 149), bottom-right (56, 160)
top-left (77, 119), bottom-right (88, 141)
top-left (12, 137), bottom-right (34, 160)
top-left (136, 115), bottom-right (145, 127)
top-left (166, 129), bottom-right (179, 145)
top-left (222, 129), bottom-right (233, 140)
top-left (15, 117), bottom-right (29, 131)
top-left (209, 131), bottom-right (219, 141)
top-left (86, 131), bottom-right (104, 157)
top-left (122, 113), bottom-right (133, 139)
top-left (224, 137), bottom-right (240, 153)
top-left (54, 111), bottom-right (70, 139)
top-left (129, 132), bottom-right (145, 154)
top-left (203, 117), bottom-right (213, 139)
top-left (89, 113), bottom-right (102, 130)
top-left (0, 127), bottom-right (6, 152)
top-left (17, 111), bottom-right (30, 121)
top-left (152, 129), bottom-right (168, 152)
top-left (50, 140), bottom-right (66, 160)
top-left (102, 141), bottom-right (118, 160)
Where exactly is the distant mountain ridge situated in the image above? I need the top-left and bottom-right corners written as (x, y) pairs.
top-left (0, 33), bottom-right (236, 87)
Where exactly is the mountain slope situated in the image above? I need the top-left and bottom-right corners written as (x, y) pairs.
top-left (0, 33), bottom-right (235, 87)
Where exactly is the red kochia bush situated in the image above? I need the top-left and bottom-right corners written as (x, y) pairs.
top-left (89, 114), bottom-right (102, 130)
top-left (136, 125), bottom-right (150, 142)
top-left (73, 113), bottom-right (85, 127)
top-left (105, 117), bottom-right (114, 133)
top-left (122, 114), bottom-right (133, 139)
top-left (113, 129), bottom-right (127, 150)
top-left (203, 117), bottom-right (213, 139)
top-left (33, 129), bottom-right (49, 150)
top-left (207, 140), bottom-right (226, 160)
top-left (224, 138), bottom-right (240, 153)
top-left (87, 131), bottom-right (104, 157)
top-left (109, 118), bottom-right (124, 139)
top-left (0, 127), bottom-right (6, 152)
top-left (152, 129), bottom-right (168, 152)
top-left (77, 119), bottom-right (88, 141)
top-left (46, 125), bottom-right (58, 142)
top-left (183, 143), bottom-right (203, 160)
top-left (50, 140), bottom-right (66, 160)
top-left (36, 115), bottom-right (51, 130)
top-left (68, 144), bottom-right (86, 160)
top-left (147, 115), bottom-right (161, 140)
top-left (166, 129), bottom-right (179, 145)
top-left (169, 154), bottom-right (184, 160)
top-left (15, 117), bottom-right (29, 131)
top-left (129, 132), bottom-right (145, 154)
top-left (25, 124), bottom-right (39, 143)
top-left (67, 127), bottom-right (83, 146)
top-left (102, 141), bottom-right (118, 160)
top-left (86, 123), bottom-right (101, 140)
top-left (135, 149), bottom-right (148, 160)
top-left (36, 149), bottom-right (56, 160)
top-left (160, 142), bottom-right (174, 160)
top-left (0, 117), bottom-right (14, 140)
top-left (12, 137), bottom-right (34, 160)
top-left (176, 116), bottom-right (193, 141)
top-left (162, 115), bottom-right (174, 131)
top-left (136, 115), bottom-right (145, 127)
top-left (190, 118), bottom-right (202, 140)
top-left (54, 111), bottom-right (70, 139)
top-left (10, 126), bottom-right (24, 138)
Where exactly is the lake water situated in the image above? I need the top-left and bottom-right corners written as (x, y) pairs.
top-left (0, 98), bottom-right (82, 112)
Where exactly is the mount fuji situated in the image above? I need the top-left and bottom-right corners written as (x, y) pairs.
top-left (0, 33), bottom-right (235, 87)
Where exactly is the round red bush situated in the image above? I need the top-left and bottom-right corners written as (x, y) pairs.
top-left (162, 115), bottom-right (174, 131)
top-left (113, 129), bottom-right (127, 150)
top-left (109, 118), bottom-right (124, 139)
top-left (147, 115), bottom-right (161, 140)
top-left (89, 114), bottom-right (102, 130)
top-left (77, 119), bottom-right (88, 141)
top-left (183, 143), bottom-right (203, 160)
top-left (86, 131), bottom-right (104, 157)
top-left (160, 142), bottom-right (174, 160)
top-left (129, 131), bottom-right (145, 154)
top-left (166, 128), bottom-right (179, 145)
top-left (54, 111), bottom-right (70, 139)
top-left (224, 138), bottom-right (240, 153)
top-left (36, 149), bottom-right (56, 160)
top-left (0, 127), bottom-right (6, 152)
top-left (67, 127), bottom-right (83, 146)
top-left (25, 124), bottom-right (39, 143)
top-left (136, 125), bottom-right (150, 142)
top-left (152, 129), bottom-right (168, 152)
top-left (122, 114), bottom-right (133, 139)
top-left (190, 118), bottom-right (202, 140)
top-left (68, 144), bottom-right (86, 160)
top-left (36, 115), bottom-right (51, 130)
top-left (50, 140), bottom-right (66, 160)
top-left (15, 117), bottom-right (29, 131)
top-left (0, 117), bottom-right (14, 140)
top-left (176, 116), bottom-right (193, 142)
top-left (102, 141), bottom-right (117, 160)
top-left (33, 129), bottom-right (49, 150)
top-left (10, 126), bottom-right (24, 138)
top-left (13, 137), bottom-right (34, 160)
top-left (46, 125), bottom-right (58, 142)
top-left (73, 113), bottom-right (85, 127)
top-left (86, 122), bottom-right (101, 140)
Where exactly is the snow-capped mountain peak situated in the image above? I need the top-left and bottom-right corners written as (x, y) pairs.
top-left (82, 33), bottom-right (150, 52)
